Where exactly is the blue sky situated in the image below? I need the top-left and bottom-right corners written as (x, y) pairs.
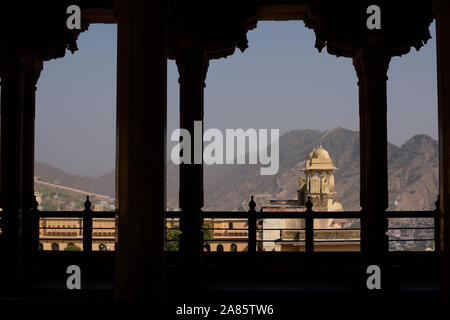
top-left (35, 21), bottom-right (437, 176)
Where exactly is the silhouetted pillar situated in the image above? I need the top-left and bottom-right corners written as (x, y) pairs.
top-left (22, 58), bottom-right (42, 281)
top-left (436, 0), bottom-right (450, 299)
top-left (353, 49), bottom-right (390, 281)
top-left (0, 54), bottom-right (39, 289)
top-left (176, 49), bottom-right (208, 292)
top-left (114, 0), bottom-right (168, 300)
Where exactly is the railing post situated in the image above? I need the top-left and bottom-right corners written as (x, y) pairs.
top-left (435, 195), bottom-right (441, 253)
top-left (83, 196), bottom-right (92, 253)
top-left (305, 196), bottom-right (314, 254)
top-left (248, 196), bottom-right (256, 254)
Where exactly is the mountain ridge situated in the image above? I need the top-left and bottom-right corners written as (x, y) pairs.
top-left (35, 127), bottom-right (439, 211)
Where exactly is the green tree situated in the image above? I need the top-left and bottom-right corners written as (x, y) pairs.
top-left (165, 221), bottom-right (214, 252)
top-left (166, 226), bottom-right (181, 252)
top-left (43, 202), bottom-right (57, 211)
top-left (203, 221), bottom-right (213, 244)
top-left (64, 244), bottom-right (82, 251)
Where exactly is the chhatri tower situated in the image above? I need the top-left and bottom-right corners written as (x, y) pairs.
top-left (298, 146), bottom-right (343, 212)
top-left (261, 146), bottom-right (353, 252)
top-left (263, 145), bottom-right (343, 214)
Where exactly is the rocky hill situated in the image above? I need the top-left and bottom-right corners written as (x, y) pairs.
top-left (35, 127), bottom-right (439, 212)
top-left (35, 162), bottom-right (115, 198)
top-left (168, 127), bottom-right (438, 211)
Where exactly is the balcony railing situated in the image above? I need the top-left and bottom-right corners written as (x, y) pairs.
top-left (165, 197), bottom-right (440, 253)
top-left (23, 195), bottom-right (439, 253)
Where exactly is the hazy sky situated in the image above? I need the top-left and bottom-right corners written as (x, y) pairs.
top-left (35, 21), bottom-right (438, 177)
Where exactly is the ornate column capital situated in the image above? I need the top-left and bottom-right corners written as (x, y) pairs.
top-left (22, 58), bottom-right (43, 122)
top-left (24, 58), bottom-right (43, 91)
top-left (168, 0), bottom-right (257, 61)
top-left (303, 0), bottom-right (433, 59)
top-left (0, 3), bottom-right (89, 62)
top-left (353, 48), bottom-right (391, 84)
top-left (176, 49), bottom-right (209, 88)
top-left (0, 56), bottom-right (30, 131)
top-left (0, 55), bottom-right (43, 95)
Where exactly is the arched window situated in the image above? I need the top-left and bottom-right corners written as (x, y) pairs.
top-left (99, 243), bottom-right (107, 251)
top-left (217, 244), bottom-right (224, 252)
top-left (230, 243), bottom-right (237, 252)
top-left (51, 242), bottom-right (60, 251)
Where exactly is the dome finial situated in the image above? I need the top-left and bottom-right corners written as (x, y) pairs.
top-left (302, 145), bottom-right (337, 172)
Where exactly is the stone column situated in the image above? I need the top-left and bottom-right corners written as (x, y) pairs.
top-left (0, 54), bottom-right (31, 289)
top-left (353, 48), bottom-right (391, 282)
top-left (114, 0), bottom-right (168, 300)
top-left (22, 58), bottom-right (43, 281)
top-left (436, 0), bottom-right (450, 299)
top-left (176, 49), bottom-right (208, 293)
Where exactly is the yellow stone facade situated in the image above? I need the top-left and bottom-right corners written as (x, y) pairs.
top-left (204, 218), bottom-right (248, 252)
top-left (39, 204), bottom-right (115, 251)
top-left (262, 146), bottom-right (360, 252)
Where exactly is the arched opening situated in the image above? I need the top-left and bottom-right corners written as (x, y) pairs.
top-left (386, 21), bottom-right (438, 252)
top-left (34, 24), bottom-right (117, 251)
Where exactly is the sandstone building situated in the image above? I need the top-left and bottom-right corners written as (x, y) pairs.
top-left (262, 146), bottom-right (359, 251)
